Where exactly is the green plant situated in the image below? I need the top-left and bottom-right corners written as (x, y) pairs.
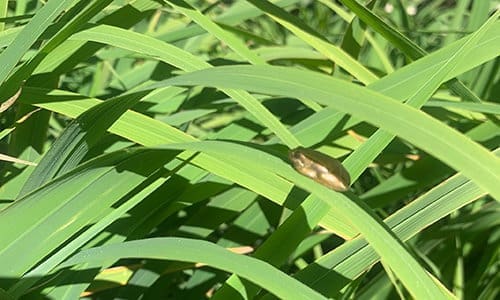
top-left (0, 0), bottom-right (498, 299)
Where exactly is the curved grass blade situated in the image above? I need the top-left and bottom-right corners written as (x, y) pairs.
top-left (59, 238), bottom-right (327, 300)
top-left (162, 66), bottom-right (500, 200)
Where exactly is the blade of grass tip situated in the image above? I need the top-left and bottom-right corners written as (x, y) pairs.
top-left (0, 153), bottom-right (37, 166)
top-left (0, 84), bottom-right (22, 112)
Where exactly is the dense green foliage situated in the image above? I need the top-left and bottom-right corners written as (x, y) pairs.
top-left (0, 0), bottom-right (499, 299)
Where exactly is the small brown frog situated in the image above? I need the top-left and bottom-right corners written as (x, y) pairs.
top-left (289, 147), bottom-right (351, 192)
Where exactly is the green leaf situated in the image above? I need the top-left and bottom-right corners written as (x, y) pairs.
top-left (161, 66), bottom-right (500, 201)
top-left (60, 238), bottom-right (327, 300)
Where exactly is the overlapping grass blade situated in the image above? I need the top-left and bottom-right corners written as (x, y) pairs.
top-left (60, 238), bottom-right (327, 300)
top-left (161, 66), bottom-right (500, 200)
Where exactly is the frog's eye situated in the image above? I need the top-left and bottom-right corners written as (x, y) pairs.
top-left (290, 150), bottom-right (302, 160)
top-left (288, 147), bottom-right (350, 192)
top-left (288, 149), bottom-right (307, 168)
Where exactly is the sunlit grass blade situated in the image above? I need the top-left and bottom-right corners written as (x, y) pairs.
top-left (161, 66), bottom-right (500, 200)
